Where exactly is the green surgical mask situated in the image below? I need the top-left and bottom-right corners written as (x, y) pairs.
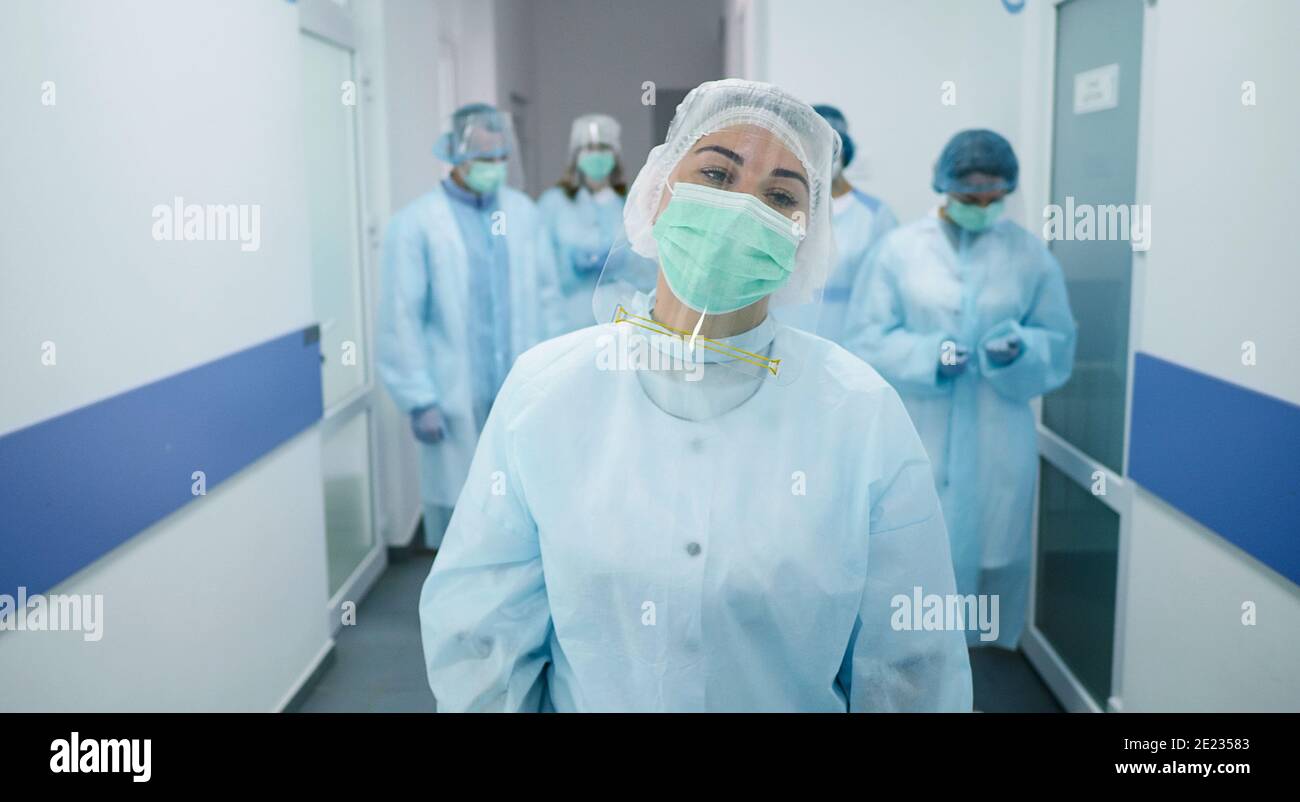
top-left (577, 150), bottom-right (616, 182)
top-left (946, 198), bottom-right (1004, 232)
top-left (652, 182), bottom-right (801, 314)
top-left (464, 160), bottom-right (507, 194)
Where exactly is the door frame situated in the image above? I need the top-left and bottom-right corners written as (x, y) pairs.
top-left (299, 0), bottom-right (388, 634)
top-left (1021, 0), bottom-right (1159, 714)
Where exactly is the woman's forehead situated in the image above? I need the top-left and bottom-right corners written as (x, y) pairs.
top-left (691, 126), bottom-right (805, 174)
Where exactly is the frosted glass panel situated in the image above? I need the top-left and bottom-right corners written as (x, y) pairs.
top-left (300, 33), bottom-right (365, 409)
top-left (1040, 0), bottom-right (1144, 472)
top-left (322, 412), bottom-right (374, 595)
top-left (1035, 459), bottom-right (1119, 706)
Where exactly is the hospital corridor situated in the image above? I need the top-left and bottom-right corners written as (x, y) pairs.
top-left (2, 0), bottom-right (1298, 750)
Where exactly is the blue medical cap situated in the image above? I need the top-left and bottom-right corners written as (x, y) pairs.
top-left (813, 104), bottom-right (854, 169)
top-left (932, 129), bottom-right (1019, 194)
top-left (434, 103), bottom-right (512, 165)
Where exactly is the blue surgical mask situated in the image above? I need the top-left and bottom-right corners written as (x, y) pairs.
top-left (577, 150), bottom-right (616, 182)
top-left (652, 182), bottom-right (801, 314)
top-left (946, 198), bottom-right (1004, 232)
top-left (464, 160), bottom-right (507, 194)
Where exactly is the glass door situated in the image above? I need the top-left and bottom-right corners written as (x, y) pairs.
top-left (1027, 0), bottom-right (1145, 712)
top-left (298, 2), bottom-right (383, 615)
top-left (301, 31), bottom-right (367, 412)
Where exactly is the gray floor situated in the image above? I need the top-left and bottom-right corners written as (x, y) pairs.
top-left (971, 646), bottom-right (1064, 713)
top-left (296, 549), bottom-right (1063, 713)
top-left (296, 550), bottom-right (437, 713)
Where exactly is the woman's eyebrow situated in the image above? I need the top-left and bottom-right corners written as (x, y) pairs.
top-left (771, 167), bottom-right (809, 190)
top-left (694, 145), bottom-right (744, 165)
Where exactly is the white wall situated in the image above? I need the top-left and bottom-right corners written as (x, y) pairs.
top-left (750, 0), bottom-right (1030, 225)
top-left (0, 0), bottom-right (330, 710)
top-left (1134, 0), bottom-right (1299, 402)
top-left (453, 0), bottom-right (499, 112)
top-left (1121, 488), bottom-right (1300, 711)
top-left (373, 0), bottom-right (445, 214)
top-left (1116, 0), bottom-right (1300, 712)
top-left (0, 435), bottom-right (329, 712)
top-left (493, 0), bottom-right (541, 193)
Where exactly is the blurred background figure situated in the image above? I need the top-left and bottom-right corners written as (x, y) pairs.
top-left (377, 102), bottom-right (560, 549)
top-left (539, 113), bottom-right (628, 332)
top-left (806, 104), bottom-right (897, 344)
top-left (845, 129), bottom-right (1077, 650)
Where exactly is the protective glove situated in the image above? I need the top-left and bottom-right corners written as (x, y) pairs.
top-left (938, 340), bottom-right (970, 379)
top-left (984, 335), bottom-right (1023, 367)
top-left (411, 405), bottom-right (447, 444)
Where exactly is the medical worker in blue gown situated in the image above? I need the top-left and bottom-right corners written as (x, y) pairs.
top-left (419, 79), bottom-right (973, 712)
top-left (378, 103), bottom-right (562, 549)
top-left (807, 104), bottom-right (897, 344)
top-left (844, 129), bottom-right (1077, 650)
top-left (538, 114), bottom-right (627, 332)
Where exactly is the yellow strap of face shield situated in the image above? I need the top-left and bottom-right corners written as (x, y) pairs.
top-left (612, 305), bottom-right (781, 377)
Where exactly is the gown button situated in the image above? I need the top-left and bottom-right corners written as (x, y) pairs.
top-left (685, 542), bottom-right (701, 556)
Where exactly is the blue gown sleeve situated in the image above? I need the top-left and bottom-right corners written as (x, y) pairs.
top-left (871, 203), bottom-right (899, 243)
top-left (838, 388), bottom-right (973, 712)
top-left (418, 369), bottom-right (552, 712)
top-left (538, 190), bottom-right (582, 295)
top-left (533, 211), bottom-right (567, 340)
top-left (376, 211), bottom-right (439, 413)
top-left (844, 240), bottom-right (952, 397)
top-left (976, 249), bottom-right (1077, 402)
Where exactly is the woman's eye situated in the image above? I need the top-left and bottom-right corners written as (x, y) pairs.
top-left (766, 188), bottom-right (799, 209)
top-left (699, 166), bottom-right (732, 185)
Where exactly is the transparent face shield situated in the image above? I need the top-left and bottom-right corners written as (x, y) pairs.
top-left (569, 114), bottom-right (622, 188)
top-left (436, 107), bottom-right (525, 193)
top-left (570, 114), bottom-right (621, 154)
top-left (594, 124), bottom-right (832, 389)
top-left (942, 171), bottom-right (1021, 230)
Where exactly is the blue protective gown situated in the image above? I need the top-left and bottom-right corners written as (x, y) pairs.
top-left (442, 180), bottom-right (514, 429)
top-left (419, 320), bottom-right (973, 712)
top-left (844, 212), bottom-right (1076, 649)
top-left (817, 189), bottom-right (897, 344)
top-left (537, 185), bottom-right (625, 333)
top-left (377, 181), bottom-right (562, 522)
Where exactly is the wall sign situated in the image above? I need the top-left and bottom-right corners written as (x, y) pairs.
top-left (1074, 63), bottom-right (1120, 114)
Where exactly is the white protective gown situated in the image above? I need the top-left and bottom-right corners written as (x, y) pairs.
top-left (419, 319), bottom-right (973, 712)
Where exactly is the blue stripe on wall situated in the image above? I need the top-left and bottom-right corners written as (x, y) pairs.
top-left (1129, 352), bottom-right (1300, 586)
top-left (0, 328), bottom-right (322, 597)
